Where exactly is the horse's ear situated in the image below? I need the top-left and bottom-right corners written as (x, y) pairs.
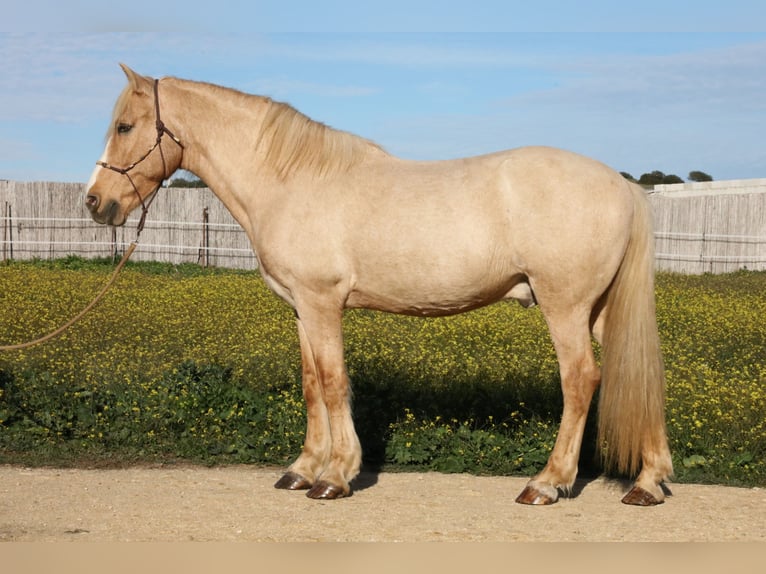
top-left (119, 63), bottom-right (153, 94)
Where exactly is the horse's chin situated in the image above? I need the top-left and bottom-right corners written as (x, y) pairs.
top-left (109, 214), bottom-right (128, 227)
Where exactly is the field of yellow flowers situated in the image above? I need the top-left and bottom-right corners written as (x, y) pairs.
top-left (0, 258), bottom-right (764, 486)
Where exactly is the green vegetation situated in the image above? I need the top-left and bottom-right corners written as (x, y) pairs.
top-left (619, 170), bottom-right (713, 185)
top-left (1, 259), bottom-right (764, 487)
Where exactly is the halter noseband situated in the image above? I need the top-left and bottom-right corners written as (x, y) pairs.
top-left (96, 79), bottom-right (184, 233)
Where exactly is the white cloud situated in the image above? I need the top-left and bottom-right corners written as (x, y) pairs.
top-left (265, 38), bottom-right (538, 68)
top-left (0, 137), bottom-right (35, 162)
top-left (0, 33), bottom-right (224, 123)
top-left (504, 40), bottom-right (766, 115)
top-left (1, 34), bottom-right (129, 122)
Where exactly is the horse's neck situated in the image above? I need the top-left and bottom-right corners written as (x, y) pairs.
top-left (164, 79), bottom-right (274, 230)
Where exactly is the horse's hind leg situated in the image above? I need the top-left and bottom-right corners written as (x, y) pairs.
top-left (588, 297), bottom-right (671, 505)
top-left (622, 427), bottom-right (673, 505)
top-left (516, 309), bottom-right (600, 505)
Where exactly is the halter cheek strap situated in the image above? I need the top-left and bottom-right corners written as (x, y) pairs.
top-left (96, 79), bottom-right (184, 234)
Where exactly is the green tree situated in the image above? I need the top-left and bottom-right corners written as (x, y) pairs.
top-left (638, 170), bottom-right (666, 186)
top-left (637, 170), bottom-right (684, 186)
top-left (169, 176), bottom-right (207, 188)
top-left (662, 174), bottom-right (684, 184)
top-left (688, 170), bottom-right (713, 182)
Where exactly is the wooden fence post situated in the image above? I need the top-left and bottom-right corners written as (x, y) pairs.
top-left (111, 226), bottom-right (118, 263)
top-left (2, 201), bottom-right (7, 262)
top-left (2, 202), bottom-right (7, 262)
top-left (2, 202), bottom-right (13, 262)
top-left (199, 207), bottom-right (210, 268)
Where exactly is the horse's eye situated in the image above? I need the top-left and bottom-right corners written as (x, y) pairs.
top-left (117, 123), bottom-right (133, 134)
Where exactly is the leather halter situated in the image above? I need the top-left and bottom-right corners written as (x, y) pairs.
top-left (96, 79), bottom-right (184, 233)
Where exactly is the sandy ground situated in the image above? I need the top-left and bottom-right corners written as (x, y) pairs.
top-left (1, 464), bottom-right (764, 543)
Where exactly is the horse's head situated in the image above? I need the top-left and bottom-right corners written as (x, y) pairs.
top-left (85, 64), bottom-right (183, 226)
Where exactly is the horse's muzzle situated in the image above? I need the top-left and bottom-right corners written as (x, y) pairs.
top-left (85, 195), bottom-right (123, 226)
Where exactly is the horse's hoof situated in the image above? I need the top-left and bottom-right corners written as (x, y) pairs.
top-left (274, 471), bottom-right (312, 491)
top-left (621, 485), bottom-right (663, 506)
top-left (306, 480), bottom-right (348, 500)
top-left (515, 484), bottom-right (557, 505)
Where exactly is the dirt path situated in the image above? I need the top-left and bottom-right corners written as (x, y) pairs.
top-left (1, 464), bottom-right (764, 542)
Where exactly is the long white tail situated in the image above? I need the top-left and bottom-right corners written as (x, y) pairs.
top-left (597, 183), bottom-right (672, 478)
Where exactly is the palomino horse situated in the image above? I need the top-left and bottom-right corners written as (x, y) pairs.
top-left (86, 64), bottom-right (673, 506)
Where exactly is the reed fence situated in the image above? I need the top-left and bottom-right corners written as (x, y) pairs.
top-left (1, 181), bottom-right (256, 269)
top-left (649, 179), bottom-right (766, 274)
top-left (2, 179), bottom-right (765, 274)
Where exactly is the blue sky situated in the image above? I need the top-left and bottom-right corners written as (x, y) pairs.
top-left (2, 2), bottom-right (766, 183)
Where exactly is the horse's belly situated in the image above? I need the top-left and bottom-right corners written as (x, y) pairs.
top-left (346, 291), bottom-right (496, 317)
top-left (346, 270), bottom-right (527, 317)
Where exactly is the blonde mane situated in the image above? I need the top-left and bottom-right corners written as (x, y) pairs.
top-left (256, 99), bottom-right (386, 181)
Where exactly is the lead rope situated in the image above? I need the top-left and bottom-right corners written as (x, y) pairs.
top-left (0, 79), bottom-right (182, 351)
top-left (0, 242), bottom-right (138, 351)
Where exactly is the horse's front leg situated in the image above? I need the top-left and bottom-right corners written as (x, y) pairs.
top-left (274, 317), bottom-right (332, 491)
top-left (274, 304), bottom-right (361, 499)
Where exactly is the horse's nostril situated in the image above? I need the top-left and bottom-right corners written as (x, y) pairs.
top-left (85, 194), bottom-right (100, 210)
